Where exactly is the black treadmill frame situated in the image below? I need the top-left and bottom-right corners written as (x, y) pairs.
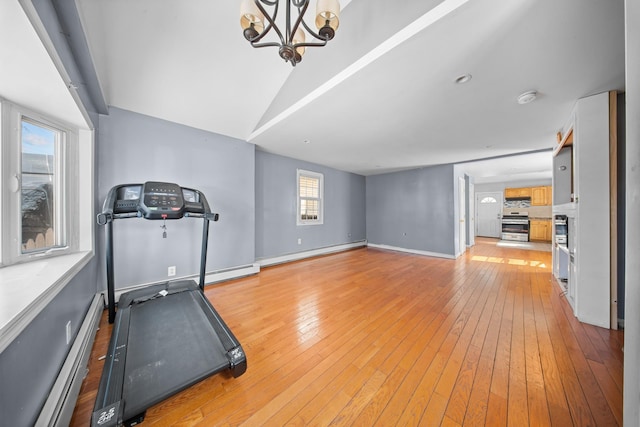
top-left (92, 183), bottom-right (246, 427)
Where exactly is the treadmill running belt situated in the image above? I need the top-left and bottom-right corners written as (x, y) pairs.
top-left (122, 290), bottom-right (229, 420)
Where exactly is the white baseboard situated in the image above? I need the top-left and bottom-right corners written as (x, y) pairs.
top-left (36, 293), bottom-right (104, 427)
top-left (258, 241), bottom-right (367, 267)
top-left (367, 243), bottom-right (455, 260)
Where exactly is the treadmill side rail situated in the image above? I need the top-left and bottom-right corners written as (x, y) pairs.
top-left (92, 307), bottom-right (131, 427)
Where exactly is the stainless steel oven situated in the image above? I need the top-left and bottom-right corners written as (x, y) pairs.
top-left (501, 212), bottom-right (530, 242)
top-left (554, 215), bottom-right (568, 246)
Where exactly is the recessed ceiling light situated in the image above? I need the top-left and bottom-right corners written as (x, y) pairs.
top-left (517, 90), bottom-right (538, 104)
top-left (454, 74), bottom-right (472, 84)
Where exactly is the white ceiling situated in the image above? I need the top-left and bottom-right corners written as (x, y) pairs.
top-left (73, 0), bottom-right (625, 178)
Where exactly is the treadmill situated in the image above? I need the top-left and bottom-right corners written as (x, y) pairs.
top-left (92, 182), bottom-right (246, 427)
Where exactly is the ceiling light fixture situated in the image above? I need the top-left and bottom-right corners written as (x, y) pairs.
top-left (517, 90), bottom-right (538, 105)
top-left (240, 0), bottom-right (340, 66)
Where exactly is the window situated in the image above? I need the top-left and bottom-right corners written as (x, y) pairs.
top-left (1, 101), bottom-right (80, 266)
top-left (480, 196), bottom-right (498, 204)
top-left (297, 169), bottom-right (323, 225)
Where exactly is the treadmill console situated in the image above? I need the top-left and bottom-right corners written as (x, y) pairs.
top-left (139, 182), bottom-right (185, 219)
top-left (101, 181), bottom-right (208, 224)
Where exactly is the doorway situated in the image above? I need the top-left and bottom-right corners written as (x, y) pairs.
top-left (476, 192), bottom-right (502, 238)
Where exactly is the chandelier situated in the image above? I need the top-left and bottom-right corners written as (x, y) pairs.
top-left (240, 0), bottom-right (341, 66)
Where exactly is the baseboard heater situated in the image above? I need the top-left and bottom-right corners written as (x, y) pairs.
top-left (36, 293), bottom-right (104, 427)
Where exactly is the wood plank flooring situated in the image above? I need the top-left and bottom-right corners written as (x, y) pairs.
top-left (70, 237), bottom-right (623, 426)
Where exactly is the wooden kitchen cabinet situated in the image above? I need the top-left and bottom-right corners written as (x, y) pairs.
top-left (531, 186), bottom-right (552, 206)
top-left (530, 219), bottom-right (552, 242)
top-left (505, 187), bottom-right (532, 198)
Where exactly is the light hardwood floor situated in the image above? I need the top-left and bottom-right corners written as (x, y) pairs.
top-left (70, 237), bottom-right (623, 426)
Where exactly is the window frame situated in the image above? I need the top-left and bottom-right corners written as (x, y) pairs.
top-left (1, 101), bottom-right (79, 266)
top-left (297, 169), bottom-right (324, 226)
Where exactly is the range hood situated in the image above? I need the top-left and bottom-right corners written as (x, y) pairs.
top-left (505, 196), bottom-right (531, 201)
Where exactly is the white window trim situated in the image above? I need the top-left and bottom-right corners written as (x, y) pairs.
top-left (297, 169), bottom-right (324, 226)
top-left (6, 107), bottom-right (75, 262)
top-left (0, 101), bottom-right (94, 353)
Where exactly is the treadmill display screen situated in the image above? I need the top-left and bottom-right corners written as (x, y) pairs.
top-left (123, 186), bottom-right (141, 200)
top-left (182, 189), bottom-right (198, 203)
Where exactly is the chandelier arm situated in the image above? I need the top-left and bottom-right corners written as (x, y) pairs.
top-left (294, 40), bottom-right (328, 48)
top-left (299, 19), bottom-right (330, 42)
top-left (249, 41), bottom-right (286, 49)
top-left (252, 0), bottom-right (286, 46)
top-left (288, 0), bottom-right (310, 43)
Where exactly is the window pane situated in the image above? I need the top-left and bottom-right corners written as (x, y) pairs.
top-left (21, 119), bottom-right (56, 253)
top-left (299, 176), bottom-right (319, 198)
top-left (300, 199), bottom-right (318, 220)
top-left (480, 197), bottom-right (497, 204)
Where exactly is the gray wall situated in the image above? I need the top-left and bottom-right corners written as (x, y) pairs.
top-left (366, 164), bottom-right (456, 256)
top-left (97, 107), bottom-right (255, 289)
top-left (0, 261), bottom-right (98, 426)
top-left (255, 150), bottom-right (366, 259)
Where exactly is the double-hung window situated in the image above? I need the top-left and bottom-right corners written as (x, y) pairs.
top-left (297, 169), bottom-right (323, 225)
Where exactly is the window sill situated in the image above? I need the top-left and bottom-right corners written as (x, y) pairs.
top-left (0, 251), bottom-right (93, 353)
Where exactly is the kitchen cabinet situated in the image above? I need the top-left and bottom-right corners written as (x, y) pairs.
top-left (530, 219), bottom-right (552, 241)
top-left (504, 187), bottom-right (532, 198)
top-left (531, 186), bottom-right (552, 206)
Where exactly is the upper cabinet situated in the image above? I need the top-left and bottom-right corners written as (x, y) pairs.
top-left (531, 186), bottom-right (552, 206)
top-left (504, 187), bottom-right (532, 198)
top-left (505, 186), bottom-right (551, 205)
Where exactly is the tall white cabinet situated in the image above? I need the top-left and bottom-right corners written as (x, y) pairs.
top-left (553, 91), bottom-right (613, 328)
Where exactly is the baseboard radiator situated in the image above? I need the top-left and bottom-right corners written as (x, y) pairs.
top-left (36, 293), bottom-right (104, 427)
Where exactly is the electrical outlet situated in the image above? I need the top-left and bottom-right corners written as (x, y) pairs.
top-left (168, 266), bottom-right (176, 277)
top-left (66, 321), bottom-right (71, 345)
top-left (297, 238), bottom-right (302, 245)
